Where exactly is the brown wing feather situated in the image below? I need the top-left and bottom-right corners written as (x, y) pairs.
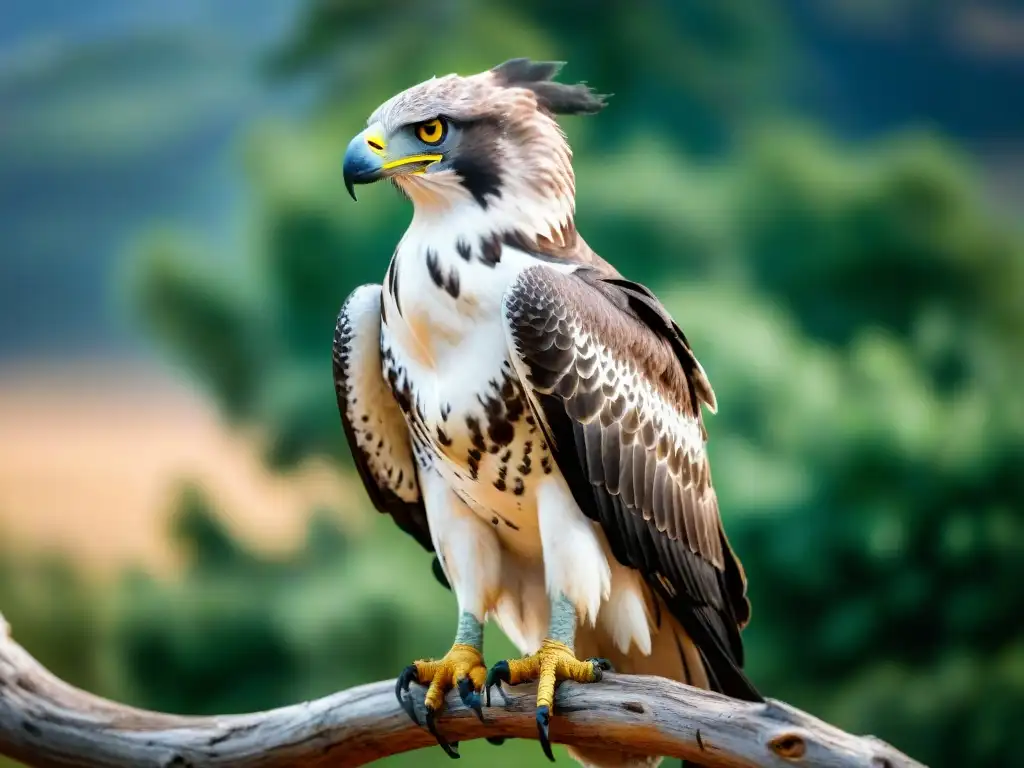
top-left (502, 265), bottom-right (758, 701)
top-left (333, 285), bottom-right (433, 554)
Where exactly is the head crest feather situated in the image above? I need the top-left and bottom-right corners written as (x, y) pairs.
top-left (490, 58), bottom-right (609, 116)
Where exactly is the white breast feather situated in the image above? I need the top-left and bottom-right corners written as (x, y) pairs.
top-left (381, 214), bottom-right (655, 659)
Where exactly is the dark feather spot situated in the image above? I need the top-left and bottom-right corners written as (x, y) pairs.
top-left (426, 249), bottom-right (444, 288)
top-left (504, 394), bottom-right (525, 423)
top-left (388, 258), bottom-right (402, 314)
top-left (466, 417), bottom-right (487, 451)
top-left (456, 239), bottom-right (473, 261)
top-left (488, 418), bottom-right (515, 446)
top-left (445, 270), bottom-right (460, 299)
top-left (513, 477), bottom-right (525, 495)
top-left (424, 250), bottom-right (460, 299)
top-left (436, 427), bottom-right (453, 447)
top-left (501, 230), bottom-right (537, 254)
top-left (480, 235), bottom-right (502, 267)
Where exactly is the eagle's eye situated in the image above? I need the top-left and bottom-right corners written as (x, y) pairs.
top-left (415, 118), bottom-right (447, 146)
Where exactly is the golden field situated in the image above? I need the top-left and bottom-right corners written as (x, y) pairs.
top-left (0, 361), bottom-right (360, 576)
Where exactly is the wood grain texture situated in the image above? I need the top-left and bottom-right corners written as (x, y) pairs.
top-left (0, 613), bottom-right (925, 768)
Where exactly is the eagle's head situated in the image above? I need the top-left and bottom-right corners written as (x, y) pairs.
top-left (343, 58), bottom-right (606, 236)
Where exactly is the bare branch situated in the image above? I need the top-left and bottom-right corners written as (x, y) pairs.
top-left (0, 612), bottom-right (925, 767)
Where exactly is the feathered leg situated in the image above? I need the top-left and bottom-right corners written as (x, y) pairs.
top-left (485, 477), bottom-right (613, 761)
top-left (395, 470), bottom-right (500, 759)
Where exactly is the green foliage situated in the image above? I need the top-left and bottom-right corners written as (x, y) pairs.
top-left (0, 545), bottom-right (108, 698)
top-left (267, 0), bottom-right (786, 153)
top-left (650, 131), bottom-right (1024, 765)
top-left (130, 233), bottom-right (269, 423)
top-left (0, 536), bottom-right (110, 768)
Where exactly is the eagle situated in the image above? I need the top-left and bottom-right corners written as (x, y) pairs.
top-left (333, 59), bottom-right (760, 767)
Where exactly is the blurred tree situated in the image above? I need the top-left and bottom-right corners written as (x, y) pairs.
top-left (266, 0), bottom-right (790, 154)
top-left (110, 483), bottom-right (440, 713)
top-left (652, 128), bottom-right (1024, 766)
top-left (0, 543), bottom-right (107, 697)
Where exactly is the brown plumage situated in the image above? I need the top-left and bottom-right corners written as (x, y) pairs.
top-left (503, 265), bottom-right (756, 703)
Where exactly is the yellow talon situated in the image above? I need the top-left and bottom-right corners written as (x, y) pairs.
top-left (413, 643), bottom-right (487, 710)
top-left (505, 639), bottom-right (601, 708)
top-left (486, 639), bottom-right (612, 761)
top-left (396, 643), bottom-right (487, 759)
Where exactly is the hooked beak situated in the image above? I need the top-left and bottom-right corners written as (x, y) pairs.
top-left (342, 127), bottom-right (442, 201)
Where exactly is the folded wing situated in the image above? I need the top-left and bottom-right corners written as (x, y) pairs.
top-left (333, 285), bottom-right (433, 554)
top-left (501, 266), bottom-right (759, 701)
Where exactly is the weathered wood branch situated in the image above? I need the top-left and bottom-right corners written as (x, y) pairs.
top-left (0, 613), bottom-right (924, 768)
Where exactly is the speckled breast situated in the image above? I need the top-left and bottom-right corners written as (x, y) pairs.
top-left (383, 330), bottom-right (556, 547)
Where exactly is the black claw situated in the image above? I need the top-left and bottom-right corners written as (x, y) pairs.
top-left (425, 706), bottom-right (460, 759)
top-left (486, 736), bottom-right (508, 746)
top-left (537, 704), bottom-right (555, 762)
top-left (587, 657), bottom-right (613, 681)
top-left (457, 676), bottom-right (484, 722)
top-left (396, 665), bottom-right (420, 725)
top-left (485, 660), bottom-right (511, 707)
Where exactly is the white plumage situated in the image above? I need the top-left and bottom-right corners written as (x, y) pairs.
top-left (379, 215), bottom-right (653, 658)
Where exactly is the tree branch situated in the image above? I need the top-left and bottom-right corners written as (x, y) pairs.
top-left (0, 612), bottom-right (925, 767)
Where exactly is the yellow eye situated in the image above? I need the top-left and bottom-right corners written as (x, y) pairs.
top-left (415, 118), bottom-right (447, 145)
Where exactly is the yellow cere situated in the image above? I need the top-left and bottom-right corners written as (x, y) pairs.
top-left (364, 135), bottom-right (387, 157)
top-left (415, 118), bottom-right (446, 145)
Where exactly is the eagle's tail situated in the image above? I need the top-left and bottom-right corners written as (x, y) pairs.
top-left (570, 595), bottom-right (758, 768)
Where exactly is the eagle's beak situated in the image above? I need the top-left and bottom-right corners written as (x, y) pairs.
top-left (343, 127), bottom-right (442, 201)
top-left (343, 129), bottom-right (384, 201)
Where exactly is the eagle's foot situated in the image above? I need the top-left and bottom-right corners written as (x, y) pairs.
top-left (485, 638), bottom-right (612, 762)
top-left (395, 643), bottom-right (487, 759)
